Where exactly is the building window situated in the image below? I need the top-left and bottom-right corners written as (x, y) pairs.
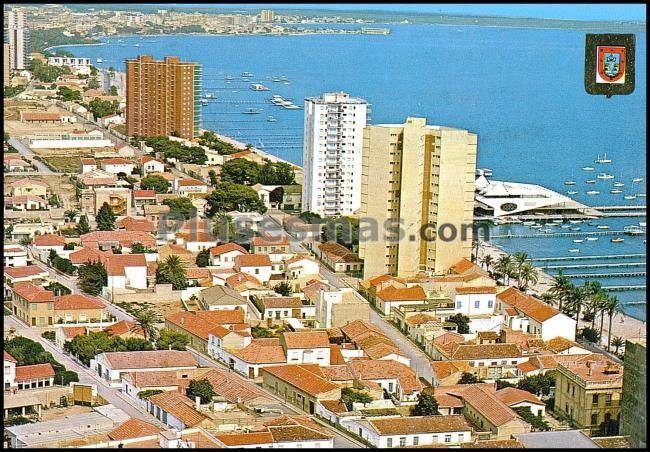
top-left (413, 437), bottom-right (419, 446)
top-left (387, 438), bottom-right (392, 447)
top-left (456, 301), bottom-right (462, 309)
top-left (591, 413), bottom-right (598, 425)
top-left (488, 300), bottom-right (493, 308)
top-left (605, 394), bottom-right (612, 406)
top-left (399, 437), bottom-right (406, 447)
top-left (474, 300), bottom-right (480, 309)
top-left (444, 435), bottom-right (452, 443)
top-left (592, 394), bottom-right (599, 405)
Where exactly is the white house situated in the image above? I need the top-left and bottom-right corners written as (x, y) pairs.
top-left (284, 255), bottom-right (320, 280)
top-left (452, 286), bottom-right (497, 316)
top-left (375, 285), bottom-right (427, 316)
top-left (280, 331), bottom-right (331, 366)
top-left (234, 254), bottom-right (273, 284)
top-left (32, 233), bottom-right (66, 255)
top-left (342, 415), bottom-right (473, 448)
top-left (4, 351), bottom-right (17, 392)
top-left (176, 232), bottom-right (218, 253)
top-left (497, 287), bottom-right (576, 341)
top-left (99, 113), bottom-right (125, 128)
top-left (146, 391), bottom-right (208, 430)
top-left (4, 245), bottom-right (28, 267)
top-left (102, 157), bottom-right (134, 175)
top-left (105, 254), bottom-right (148, 291)
top-left (211, 337), bottom-right (286, 379)
top-left (139, 156), bottom-right (165, 175)
top-left (494, 387), bottom-right (546, 417)
top-left (210, 243), bottom-right (248, 268)
top-left (80, 158), bottom-right (98, 174)
top-left (176, 178), bottom-right (209, 197)
top-left (90, 350), bottom-right (197, 387)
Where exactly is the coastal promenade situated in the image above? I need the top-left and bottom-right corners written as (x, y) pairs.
top-left (478, 241), bottom-right (646, 344)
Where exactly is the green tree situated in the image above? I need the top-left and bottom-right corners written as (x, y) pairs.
top-left (196, 249), bottom-right (211, 267)
top-left (447, 313), bottom-right (470, 334)
top-left (611, 336), bottom-right (624, 355)
top-left (76, 214), bottom-right (91, 235)
top-left (548, 270), bottom-right (572, 311)
top-left (494, 254), bottom-right (514, 285)
top-left (516, 373), bottom-right (555, 397)
top-left (124, 337), bottom-right (154, 351)
top-left (64, 210), bottom-right (78, 223)
top-left (273, 281), bottom-right (292, 297)
top-left (156, 329), bottom-right (190, 351)
top-left (258, 161), bottom-right (296, 185)
top-left (52, 255), bottom-right (76, 275)
top-left (458, 372), bottom-right (482, 384)
top-left (77, 260), bottom-right (108, 296)
top-left (604, 295), bottom-right (622, 352)
top-left (64, 331), bottom-right (151, 366)
top-left (299, 211), bottom-right (323, 224)
top-left (186, 378), bottom-right (216, 404)
top-left (206, 182), bottom-right (267, 215)
top-left (57, 86), bottom-right (82, 102)
top-left (108, 85), bottom-right (118, 95)
top-left (269, 186), bottom-right (284, 206)
top-left (516, 262), bottom-right (538, 291)
top-left (212, 213), bottom-right (235, 241)
top-left (96, 202), bottom-right (116, 231)
top-left (138, 389), bottom-right (163, 400)
top-left (163, 197), bottom-right (196, 220)
top-left (220, 158), bottom-right (261, 185)
top-left (208, 169), bottom-right (219, 186)
top-left (131, 304), bottom-right (162, 342)
top-left (198, 131), bottom-right (238, 155)
top-left (578, 326), bottom-right (600, 343)
top-left (496, 379), bottom-right (516, 390)
top-left (411, 391), bottom-right (440, 416)
top-left (140, 174), bottom-right (170, 193)
top-left (87, 98), bottom-right (119, 119)
top-left (156, 255), bottom-right (188, 290)
top-left (86, 78), bottom-right (100, 90)
top-left (41, 331), bottom-right (55, 341)
top-left (481, 254), bottom-right (494, 272)
top-left (514, 407), bottom-right (550, 431)
top-left (341, 387), bottom-right (373, 410)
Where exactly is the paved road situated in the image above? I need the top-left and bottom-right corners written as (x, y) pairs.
top-left (4, 315), bottom-right (166, 428)
top-left (187, 348), bottom-right (365, 448)
top-left (8, 137), bottom-right (53, 173)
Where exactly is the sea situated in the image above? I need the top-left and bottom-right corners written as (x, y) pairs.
top-left (57, 23), bottom-right (647, 320)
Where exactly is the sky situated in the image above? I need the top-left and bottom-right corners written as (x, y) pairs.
top-left (191, 4), bottom-right (646, 21)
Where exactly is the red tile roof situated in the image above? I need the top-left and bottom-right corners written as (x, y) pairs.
top-left (377, 285), bottom-right (426, 301)
top-left (69, 247), bottom-right (111, 265)
top-left (226, 272), bottom-right (263, 291)
top-left (3, 265), bottom-right (48, 280)
top-left (81, 230), bottom-right (156, 249)
top-left (4, 351), bottom-right (17, 363)
top-left (116, 217), bottom-right (156, 233)
top-left (498, 287), bottom-right (561, 323)
top-left (102, 350), bottom-right (197, 370)
top-left (15, 363), bottom-right (55, 382)
top-left (104, 320), bottom-right (145, 337)
top-left (447, 384), bottom-right (520, 427)
top-left (455, 286), bottom-right (497, 295)
top-left (62, 326), bottom-right (88, 339)
top-left (281, 331), bottom-right (330, 349)
top-left (210, 242), bottom-right (248, 256)
top-left (450, 258), bottom-right (481, 274)
top-left (166, 311), bottom-right (231, 341)
top-left (495, 387), bottom-right (545, 407)
top-left (133, 189), bottom-right (156, 199)
top-left (108, 419), bottom-right (161, 441)
top-left (348, 359), bottom-right (423, 395)
top-left (216, 432), bottom-right (274, 446)
top-left (252, 235), bottom-right (290, 247)
top-left (22, 111), bottom-right (61, 121)
top-left (148, 391), bottom-right (207, 427)
top-left (33, 233), bottom-right (66, 247)
top-left (369, 415), bottom-right (472, 436)
top-left (54, 294), bottom-right (105, 311)
top-left (262, 364), bottom-right (340, 397)
top-left (80, 158), bottom-right (96, 165)
top-left (105, 253), bottom-right (147, 276)
top-left (178, 178), bottom-right (206, 187)
top-left (262, 297), bottom-right (302, 309)
top-left (11, 282), bottom-right (55, 303)
top-left (232, 338), bottom-right (287, 364)
top-left (103, 157), bottom-right (132, 165)
top-left (235, 254), bottom-right (272, 267)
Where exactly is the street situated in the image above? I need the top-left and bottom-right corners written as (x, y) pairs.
top-left (4, 315), bottom-right (167, 428)
top-left (8, 136), bottom-right (53, 174)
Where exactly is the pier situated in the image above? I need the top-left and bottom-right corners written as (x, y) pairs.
top-left (487, 230), bottom-right (645, 239)
top-left (540, 262), bottom-right (646, 270)
top-left (530, 253), bottom-right (646, 262)
top-left (563, 271), bottom-right (646, 278)
top-left (602, 285), bottom-right (647, 291)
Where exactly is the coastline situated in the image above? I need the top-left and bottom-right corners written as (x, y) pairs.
top-left (205, 130), bottom-right (301, 170)
top-left (478, 240), bottom-right (646, 342)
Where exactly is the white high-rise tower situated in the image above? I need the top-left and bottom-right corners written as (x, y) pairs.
top-left (4, 10), bottom-right (28, 70)
top-left (302, 92), bottom-right (368, 217)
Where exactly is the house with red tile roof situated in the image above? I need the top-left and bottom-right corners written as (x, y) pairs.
top-left (132, 189), bottom-right (157, 215)
top-left (8, 282), bottom-right (55, 326)
top-left (107, 418), bottom-right (161, 442)
top-left (32, 233), bottom-right (66, 253)
top-left (375, 284), bottom-right (427, 316)
top-left (209, 243), bottom-right (248, 268)
top-left (54, 326), bottom-right (90, 348)
top-left (261, 364), bottom-right (342, 414)
top-left (215, 337), bottom-right (288, 379)
top-left (105, 253), bottom-right (148, 290)
top-left (316, 241), bottom-right (363, 275)
top-left (80, 230), bottom-right (156, 251)
top-left (3, 265), bottom-right (49, 285)
top-left (138, 155), bottom-right (165, 174)
top-left (343, 415), bottom-right (473, 448)
top-left (90, 350), bottom-right (197, 387)
top-left (279, 331), bottom-right (331, 366)
top-left (121, 369), bottom-right (209, 404)
top-left (14, 363), bottom-right (56, 391)
top-left (68, 247), bottom-right (112, 266)
top-left (4, 195), bottom-right (48, 211)
top-left (116, 216), bottom-right (156, 233)
top-left (214, 416), bottom-right (334, 448)
top-left (497, 287), bottom-right (576, 341)
top-left (102, 157), bottom-right (134, 175)
top-left (7, 178), bottom-right (49, 198)
top-left (234, 254), bottom-right (273, 284)
top-left (146, 391), bottom-right (210, 430)
top-left (3, 244), bottom-right (28, 268)
top-left (494, 387), bottom-right (546, 416)
top-left (225, 271), bottom-right (264, 296)
top-left (53, 293), bottom-right (110, 325)
top-left (176, 178), bottom-right (209, 197)
top-left (251, 235), bottom-right (291, 254)
top-left (199, 284), bottom-right (249, 314)
top-left (80, 157), bottom-right (97, 173)
top-left (4, 351), bottom-right (18, 391)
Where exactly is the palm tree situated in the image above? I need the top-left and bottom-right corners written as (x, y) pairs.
top-left (156, 255), bottom-right (188, 291)
top-left (549, 270), bottom-right (572, 311)
top-left (494, 255), bottom-right (514, 285)
top-left (481, 254), bottom-right (494, 272)
top-left (133, 306), bottom-right (161, 342)
top-left (564, 285), bottom-right (585, 338)
top-left (517, 262), bottom-right (538, 291)
top-left (604, 296), bottom-right (622, 352)
top-left (540, 292), bottom-right (555, 306)
top-left (64, 210), bottom-right (78, 223)
top-left (611, 336), bottom-right (625, 355)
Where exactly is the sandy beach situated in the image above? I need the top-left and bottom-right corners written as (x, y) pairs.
top-left (210, 130), bottom-right (301, 169)
top-left (478, 240), bottom-right (646, 344)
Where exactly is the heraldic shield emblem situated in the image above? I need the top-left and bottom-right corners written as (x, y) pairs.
top-left (596, 45), bottom-right (626, 84)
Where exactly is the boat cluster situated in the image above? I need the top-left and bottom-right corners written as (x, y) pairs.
top-left (564, 153), bottom-right (644, 199)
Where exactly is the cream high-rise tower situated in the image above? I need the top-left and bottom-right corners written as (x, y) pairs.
top-left (359, 117), bottom-right (477, 280)
top-left (4, 10), bottom-right (28, 70)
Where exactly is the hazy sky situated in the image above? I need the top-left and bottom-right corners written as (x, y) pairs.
top-left (196, 4), bottom-right (646, 21)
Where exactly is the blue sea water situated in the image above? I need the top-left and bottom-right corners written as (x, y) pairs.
top-left (58, 23), bottom-right (647, 320)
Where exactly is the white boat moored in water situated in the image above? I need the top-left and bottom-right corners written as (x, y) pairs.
top-left (568, 248), bottom-right (580, 253)
top-left (586, 190), bottom-right (600, 195)
top-left (567, 190), bottom-right (578, 195)
top-left (595, 153), bottom-right (612, 163)
top-left (613, 182), bottom-right (625, 187)
top-left (632, 177), bottom-right (643, 183)
top-left (582, 166), bottom-right (595, 171)
top-left (610, 189), bottom-right (623, 194)
top-left (610, 237), bottom-right (624, 243)
top-left (585, 179), bottom-right (596, 184)
top-left (637, 193), bottom-right (646, 197)
top-left (586, 237), bottom-right (598, 241)
top-left (250, 83), bottom-right (270, 91)
top-left (624, 195), bottom-right (637, 200)
top-left (564, 180), bottom-right (576, 186)
top-left (596, 225), bottom-right (610, 229)
top-left (597, 173), bottom-right (614, 180)
top-left (573, 239), bottom-right (583, 243)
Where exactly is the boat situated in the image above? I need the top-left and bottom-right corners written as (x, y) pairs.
top-left (586, 237), bottom-right (598, 241)
top-left (272, 77), bottom-right (282, 82)
top-left (544, 228), bottom-right (555, 234)
top-left (595, 153), bottom-right (612, 163)
top-left (567, 190), bottom-right (578, 195)
top-left (582, 166), bottom-right (595, 171)
top-left (639, 222), bottom-right (647, 227)
top-left (267, 116), bottom-right (277, 122)
top-left (204, 93), bottom-right (214, 98)
top-left (637, 193), bottom-right (646, 197)
top-left (283, 81), bottom-right (291, 85)
top-left (564, 180), bottom-right (576, 186)
top-left (96, 58), bottom-right (104, 63)
top-left (242, 108), bottom-right (261, 114)
top-left (585, 179), bottom-right (596, 184)
top-left (573, 239), bottom-right (583, 243)
top-left (283, 104), bottom-right (301, 109)
top-left (523, 221), bottom-right (536, 226)
top-left (632, 177), bottom-right (643, 183)
top-left (596, 225), bottom-right (610, 229)
top-left (250, 83), bottom-right (270, 91)
top-left (624, 225), bottom-right (644, 235)
top-left (586, 190), bottom-right (600, 195)
top-left (225, 75), bottom-right (235, 80)
top-left (624, 195), bottom-right (637, 200)
top-left (481, 168), bottom-right (493, 177)
top-left (613, 182), bottom-right (625, 187)
top-left (133, 43), bottom-right (140, 47)
top-left (569, 220), bottom-right (582, 224)
top-left (610, 238), bottom-right (625, 243)
top-left (241, 71), bottom-right (254, 77)
top-left (597, 173), bottom-right (614, 180)
top-left (200, 99), bottom-right (208, 105)
top-left (568, 248), bottom-right (580, 253)
top-left (610, 189), bottom-right (623, 194)
top-left (530, 224), bottom-right (543, 229)
top-left (561, 224), bottom-right (571, 229)
top-left (570, 227), bottom-right (581, 231)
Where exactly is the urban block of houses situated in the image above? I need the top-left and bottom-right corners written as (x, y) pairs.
top-left (214, 416), bottom-right (334, 448)
top-left (314, 286), bottom-right (370, 329)
top-left (4, 351), bottom-right (56, 392)
top-left (4, 155), bottom-right (32, 172)
top-left (198, 284), bottom-right (249, 314)
top-left (7, 178), bottom-right (49, 198)
top-left (139, 155), bottom-right (166, 174)
top-left (90, 350), bottom-right (198, 387)
top-left (316, 241), bottom-right (363, 275)
top-left (234, 254), bottom-right (273, 283)
top-left (209, 242), bottom-right (248, 268)
top-left (3, 265), bottom-right (48, 286)
top-left (3, 245), bottom-right (29, 268)
top-left (80, 230), bottom-right (156, 252)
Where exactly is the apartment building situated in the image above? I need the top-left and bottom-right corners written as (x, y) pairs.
top-left (619, 338), bottom-right (646, 448)
top-left (301, 92), bottom-right (367, 216)
top-left (125, 55), bottom-right (202, 139)
top-left (4, 9), bottom-right (28, 70)
top-left (359, 117), bottom-right (477, 280)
